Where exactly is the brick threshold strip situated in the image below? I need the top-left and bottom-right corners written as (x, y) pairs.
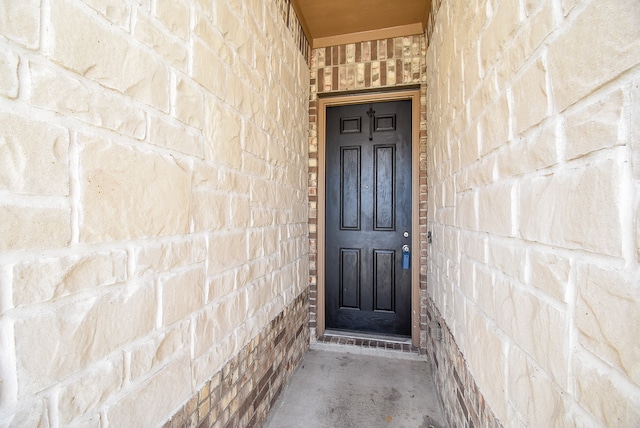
top-left (317, 332), bottom-right (420, 354)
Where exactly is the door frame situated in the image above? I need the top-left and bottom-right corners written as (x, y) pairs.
top-left (317, 88), bottom-right (421, 347)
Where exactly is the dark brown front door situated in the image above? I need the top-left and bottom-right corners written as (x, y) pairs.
top-left (325, 100), bottom-right (412, 336)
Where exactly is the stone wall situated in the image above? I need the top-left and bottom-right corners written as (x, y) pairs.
top-left (307, 36), bottom-right (430, 348)
top-left (0, 0), bottom-right (310, 426)
top-left (425, 0), bottom-right (640, 426)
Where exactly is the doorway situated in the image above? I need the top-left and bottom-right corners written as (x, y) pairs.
top-left (316, 89), bottom-right (420, 345)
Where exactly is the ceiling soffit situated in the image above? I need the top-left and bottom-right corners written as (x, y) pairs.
top-left (291, 0), bottom-right (431, 49)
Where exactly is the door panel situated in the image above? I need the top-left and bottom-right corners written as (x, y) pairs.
top-left (325, 100), bottom-right (412, 336)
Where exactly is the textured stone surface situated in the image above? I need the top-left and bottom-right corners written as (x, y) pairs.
top-left (134, 12), bottom-right (188, 72)
top-left (547, 0), bottom-right (640, 111)
top-left (529, 250), bottom-right (569, 302)
top-left (58, 357), bottom-right (124, 425)
top-left (573, 352), bottom-right (640, 426)
top-left (511, 58), bottom-right (548, 135)
top-left (425, 0), bottom-right (640, 426)
top-left (14, 283), bottom-right (155, 395)
top-left (519, 158), bottom-right (622, 256)
top-left (564, 89), bottom-right (624, 160)
top-left (161, 267), bottom-right (205, 326)
top-left (29, 62), bottom-right (147, 139)
top-left (576, 264), bottom-right (640, 385)
top-left (108, 354), bottom-right (192, 427)
top-left (129, 323), bottom-right (189, 381)
top-left (0, 0), bottom-right (40, 48)
top-left (0, 205), bottom-right (71, 251)
top-left (12, 250), bottom-right (128, 306)
top-left (508, 345), bottom-right (572, 426)
top-left (0, 0), bottom-right (310, 426)
top-left (0, 112), bottom-right (69, 195)
top-left (79, 135), bottom-right (191, 242)
top-left (133, 239), bottom-right (207, 278)
top-left (0, 48), bottom-right (19, 98)
top-left (50, 0), bottom-right (170, 111)
top-left (82, 0), bottom-right (130, 27)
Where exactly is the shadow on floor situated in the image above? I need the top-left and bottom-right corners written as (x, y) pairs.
top-left (265, 344), bottom-right (445, 428)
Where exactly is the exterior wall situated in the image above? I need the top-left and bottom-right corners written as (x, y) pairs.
top-left (0, 0), bottom-right (310, 426)
top-left (307, 36), bottom-right (430, 349)
top-left (425, 0), bottom-right (640, 426)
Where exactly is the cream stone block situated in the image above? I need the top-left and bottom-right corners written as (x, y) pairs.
top-left (14, 282), bottom-right (155, 395)
top-left (203, 99), bottom-right (242, 169)
top-left (193, 293), bottom-right (246, 357)
top-left (149, 116), bottom-right (203, 157)
top-left (192, 40), bottom-right (226, 97)
top-left (508, 345), bottom-right (572, 426)
top-left (161, 267), bottom-right (205, 326)
top-left (497, 1), bottom-right (554, 89)
top-left (251, 178), bottom-right (278, 210)
top-left (229, 195), bottom-right (251, 228)
top-left (133, 238), bottom-right (206, 278)
top-left (30, 62), bottom-right (146, 140)
top-left (192, 161), bottom-right (219, 189)
top-left (547, 0), bottom-right (640, 111)
top-left (3, 399), bottom-right (50, 427)
top-left (0, 112), bottom-right (69, 195)
top-left (511, 58), bottom-right (548, 135)
top-left (530, 250), bottom-right (569, 302)
top-left (134, 12), bottom-right (188, 72)
top-left (0, 49), bottom-right (19, 98)
top-left (191, 334), bottom-right (236, 387)
top-left (459, 232), bottom-right (485, 262)
top-left (82, 0), bottom-right (130, 28)
top-left (458, 124), bottom-right (480, 170)
top-left (208, 232), bottom-right (247, 275)
top-left (50, 0), bottom-right (170, 111)
top-left (519, 158), bottom-right (622, 256)
top-left (176, 77), bottom-right (204, 128)
top-left (495, 281), bottom-right (568, 384)
top-left (79, 135), bottom-right (190, 242)
top-left (191, 190), bottom-right (229, 231)
top-left (129, 321), bottom-right (189, 381)
top-left (479, 97), bottom-right (509, 156)
top-left (455, 190), bottom-right (476, 230)
top-left (0, 205), bottom-right (71, 251)
top-left (108, 354), bottom-right (191, 427)
top-left (206, 272), bottom-right (236, 304)
top-left (480, 0), bottom-right (520, 71)
top-left (477, 183), bottom-right (513, 236)
top-left (156, 0), bottom-right (190, 40)
top-left (193, 13), bottom-right (234, 65)
top-left (0, 0), bottom-right (39, 48)
top-left (497, 121), bottom-right (557, 178)
top-left (576, 263), bottom-right (640, 385)
top-left (218, 169), bottom-right (250, 194)
top-left (58, 357), bottom-right (123, 425)
top-left (475, 266), bottom-right (496, 319)
top-left (12, 250), bottom-right (127, 306)
top-left (465, 308), bottom-right (507, 420)
top-left (573, 352), bottom-right (640, 426)
top-left (487, 239), bottom-right (526, 283)
top-left (564, 89), bottom-right (624, 161)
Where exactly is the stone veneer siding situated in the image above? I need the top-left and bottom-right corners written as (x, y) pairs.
top-left (425, 0), bottom-right (640, 426)
top-left (0, 0), bottom-right (311, 426)
top-left (307, 35), bottom-right (430, 349)
top-left (163, 291), bottom-right (308, 427)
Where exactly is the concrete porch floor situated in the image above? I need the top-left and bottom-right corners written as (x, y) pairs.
top-left (265, 343), bottom-right (445, 428)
